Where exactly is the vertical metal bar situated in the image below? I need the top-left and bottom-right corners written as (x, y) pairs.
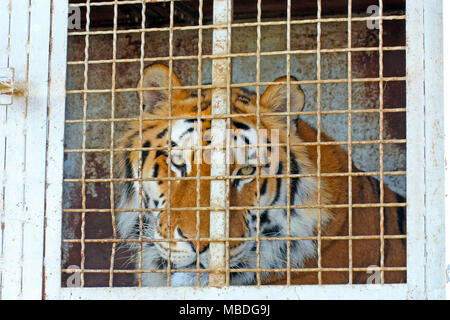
top-left (285, 0), bottom-right (292, 286)
top-left (22, 0), bottom-right (51, 299)
top-left (423, 0), bottom-right (446, 300)
top-left (43, 0), bottom-right (69, 299)
top-left (108, 0), bottom-right (119, 288)
top-left (137, 0), bottom-right (147, 287)
top-left (209, 0), bottom-right (232, 287)
top-left (405, 0), bottom-right (426, 299)
top-left (255, 0), bottom-right (262, 287)
top-left (347, 0), bottom-right (353, 285)
top-left (378, 0), bottom-right (385, 284)
top-left (315, 0), bottom-right (323, 285)
top-left (167, 0), bottom-right (175, 287)
top-left (80, 0), bottom-right (91, 288)
top-left (195, 0), bottom-right (204, 287)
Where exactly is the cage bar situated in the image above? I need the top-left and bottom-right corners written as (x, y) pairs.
top-left (31, 0), bottom-right (441, 299)
top-left (209, 0), bottom-right (232, 288)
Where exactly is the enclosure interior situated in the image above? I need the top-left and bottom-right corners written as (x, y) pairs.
top-left (63, 0), bottom-right (406, 287)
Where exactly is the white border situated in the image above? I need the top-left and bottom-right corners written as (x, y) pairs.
top-left (1, 0), bottom-right (52, 300)
top-left (423, 0), bottom-right (446, 300)
top-left (43, 0), bottom-right (446, 300)
top-left (444, 0), bottom-right (450, 301)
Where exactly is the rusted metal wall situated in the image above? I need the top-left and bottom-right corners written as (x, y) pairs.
top-left (62, 14), bottom-right (406, 287)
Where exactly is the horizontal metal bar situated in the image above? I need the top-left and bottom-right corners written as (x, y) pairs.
top-left (62, 202), bottom-right (406, 214)
top-left (67, 15), bottom-right (406, 36)
top-left (63, 171), bottom-right (407, 184)
top-left (64, 139), bottom-right (407, 154)
top-left (61, 266), bottom-right (407, 274)
top-left (62, 234), bottom-right (407, 244)
top-left (64, 108), bottom-right (407, 124)
top-left (52, 284), bottom-right (409, 300)
top-left (65, 77), bottom-right (406, 95)
top-left (66, 46), bottom-right (406, 66)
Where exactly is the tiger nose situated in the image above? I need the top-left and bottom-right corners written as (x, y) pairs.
top-left (177, 228), bottom-right (210, 253)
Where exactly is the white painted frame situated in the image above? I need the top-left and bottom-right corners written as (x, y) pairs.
top-left (0, 0), bottom-right (52, 300)
top-left (0, 0), bottom-right (445, 300)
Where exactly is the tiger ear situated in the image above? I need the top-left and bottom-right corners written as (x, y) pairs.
top-left (261, 76), bottom-right (305, 120)
top-left (138, 64), bottom-right (186, 113)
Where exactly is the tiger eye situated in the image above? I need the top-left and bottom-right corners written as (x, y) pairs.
top-left (239, 166), bottom-right (255, 176)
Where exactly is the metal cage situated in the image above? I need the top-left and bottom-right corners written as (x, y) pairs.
top-left (0, 0), bottom-right (446, 300)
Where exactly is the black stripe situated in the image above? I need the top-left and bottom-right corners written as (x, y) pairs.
top-left (260, 210), bottom-right (271, 225)
top-left (156, 128), bottom-right (168, 139)
top-left (155, 150), bottom-right (168, 159)
top-left (262, 225), bottom-right (280, 237)
top-left (179, 127), bottom-right (194, 139)
top-left (260, 179), bottom-right (268, 196)
top-left (143, 192), bottom-right (150, 208)
top-left (153, 163), bottom-right (159, 178)
top-left (290, 152), bottom-right (300, 206)
top-left (142, 141), bottom-right (151, 165)
top-left (124, 156), bottom-right (134, 199)
top-left (232, 121), bottom-right (250, 131)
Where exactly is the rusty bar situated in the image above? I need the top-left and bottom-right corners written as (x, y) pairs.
top-left (135, 0), bottom-right (147, 287)
top-left (67, 14), bottom-right (406, 36)
top-left (209, 0), bottom-right (232, 288)
top-left (66, 46), bottom-right (406, 66)
top-left (378, 0), bottom-right (386, 284)
top-left (224, 0), bottom-right (232, 287)
top-left (108, 0), bottom-right (119, 288)
top-left (63, 234), bottom-right (407, 244)
top-left (62, 202), bottom-right (407, 214)
top-left (60, 266), bottom-right (407, 274)
top-left (285, 0), bottom-right (293, 286)
top-left (63, 108), bottom-right (408, 124)
top-left (316, 0), bottom-right (323, 285)
top-left (63, 138), bottom-right (407, 154)
top-left (165, 0), bottom-right (175, 286)
top-left (79, 0), bottom-right (91, 288)
top-left (254, 0), bottom-right (262, 287)
top-left (63, 170), bottom-right (407, 184)
top-left (347, 0), bottom-right (353, 285)
top-left (65, 76), bottom-right (408, 95)
top-left (194, 0), bottom-right (204, 287)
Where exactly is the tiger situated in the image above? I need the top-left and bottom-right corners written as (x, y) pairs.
top-left (116, 64), bottom-right (406, 287)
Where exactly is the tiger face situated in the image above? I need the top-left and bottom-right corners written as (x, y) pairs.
top-left (116, 64), bottom-right (332, 286)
